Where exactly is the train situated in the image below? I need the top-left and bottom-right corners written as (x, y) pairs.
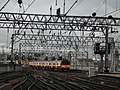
top-left (29, 59), bottom-right (70, 71)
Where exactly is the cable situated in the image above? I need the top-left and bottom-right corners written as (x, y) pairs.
top-left (65, 0), bottom-right (78, 15)
top-left (96, 0), bottom-right (120, 16)
top-left (96, 0), bottom-right (105, 13)
top-left (102, 8), bottom-right (120, 16)
top-left (23, 0), bottom-right (35, 13)
top-left (0, 0), bottom-right (10, 11)
top-left (115, 35), bottom-right (120, 42)
top-left (116, 0), bottom-right (118, 10)
top-left (113, 9), bottom-right (120, 16)
top-left (105, 0), bottom-right (107, 16)
top-left (69, 0), bottom-right (84, 14)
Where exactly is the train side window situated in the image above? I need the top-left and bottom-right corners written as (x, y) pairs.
top-left (53, 63), bottom-right (55, 65)
top-left (49, 63), bottom-right (51, 65)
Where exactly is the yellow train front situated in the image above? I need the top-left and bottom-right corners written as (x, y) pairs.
top-left (29, 59), bottom-right (70, 71)
top-left (60, 59), bottom-right (70, 71)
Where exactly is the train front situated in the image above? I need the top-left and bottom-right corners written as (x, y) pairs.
top-left (60, 59), bottom-right (70, 71)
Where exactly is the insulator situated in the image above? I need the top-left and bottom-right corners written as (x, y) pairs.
top-left (18, 0), bottom-right (22, 5)
top-left (92, 12), bottom-right (96, 17)
top-left (56, 8), bottom-right (60, 15)
top-left (108, 15), bottom-right (113, 19)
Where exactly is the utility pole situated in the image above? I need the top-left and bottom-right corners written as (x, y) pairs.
top-left (2, 46), bottom-right (5, 64)
top-left (100, 53), bottom-right (104, 73)
top-left (104, 26), bottom-right (109, 73)
top-left (2, 46), bottom-right (4, 55)
top-left (19, 43), bottom-right (22, 59)
top-left (110, 38), bottom-right (115, 72)
top-left (11, 34), bottom-right (15, 71)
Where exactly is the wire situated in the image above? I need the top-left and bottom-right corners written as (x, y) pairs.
top-left (55, 0), bottom-right (57, 6)
top-left (96, 0), bottom-right (105, 13)
top-left (0, 0), bottom-right (10, 11)
top-left (116, 0), bottom-right (118, 10)
top-left (23, 0), bottom-right (35, 13)
top-left (69, 0), bottom-right (84, 14)
top-left (115, 35), bottom-right (120, 42)
top-left (95, 0), bottom-right (120, 17)
top-left (65, 0), bottom-right (78, 15)
top-left (102, 8), bottom-right (120, 16)
top-left (105, 0), bottom-right (107, 16)
top-left (113, 9), bottom-right (120, 16)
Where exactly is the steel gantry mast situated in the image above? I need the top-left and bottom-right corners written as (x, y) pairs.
top-left (12, 33), bottom-right (114, 47)
top-left (0, 12), bottom-right (120, 72)
top-left (0, 12), bottom-right (120, 30)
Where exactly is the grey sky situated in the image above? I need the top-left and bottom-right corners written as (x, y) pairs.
top-left (0, 0), bottom-right (120, 53)
top-left (0, 0), bottom-right (120, 16)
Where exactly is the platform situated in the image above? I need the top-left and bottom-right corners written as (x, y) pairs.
top-left (98, 72), bottom-right (120, 77)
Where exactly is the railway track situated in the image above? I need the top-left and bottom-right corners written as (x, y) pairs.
top-left (11, 70), bottom-right (120, 90)
top-left (38, 74), bottom-right (84, 90)
top-left (11, 73), bottom-right (42, 90)
top-left (0, 71), bottom-right (24, 83)
top-left (40, 70), bottom-right (119, 90)
top-left (11, 72), bottom-right (59, 90)
top-left (34, 70), bottom-right (94, 90)
top-left (67, 76), bottom-right (119, 90)
top-left (47, 74), bottom-right (100, 90)
top-left (89, 75), bottom-right (120, 88)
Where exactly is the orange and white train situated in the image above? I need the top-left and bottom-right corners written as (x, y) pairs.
top-left (29, 59), bottom-right (70, 71)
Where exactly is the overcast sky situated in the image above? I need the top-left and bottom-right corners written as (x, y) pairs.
top-left (0, 0), bottom-right (120, 53)
top-left (0, 0), bottom-right (120, 16)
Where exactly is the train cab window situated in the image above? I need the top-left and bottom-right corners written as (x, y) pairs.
top-left (61, 59), bottom-right (70, 65)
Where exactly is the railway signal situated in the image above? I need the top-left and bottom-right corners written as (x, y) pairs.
top-left (94, 43), bottom-right (100, 54)
top-left (94, 43), bottom-right (111, 54)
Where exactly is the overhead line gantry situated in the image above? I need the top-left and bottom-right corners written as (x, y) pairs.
top-left (0, 12), bottom-right (120, 72)
top-left (0, 12), bottom-right (119, 31)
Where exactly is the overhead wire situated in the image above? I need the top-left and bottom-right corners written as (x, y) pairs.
top-left (103, 8), bottom-right (120, 16)
top-left (95, 0), bottom-right (105, 13)
top-left (69, 0), bottom-right (84, 14)
top-left (99, 0), bottom-right (120, 16)
top-left (0, 0), bottom-right (11, 11)
top-left (113, 10), bottom-right (120, 16)
top-left (105, 0), bottom-right (107, 16)
top-left (7, 0), bottom-right (36, 49)
top-left (65, 0), bottom-right (78, 15)
top-left (0, 0), bottom-right (11, 47)
top-left (23, 0), bottom-right (35, 13)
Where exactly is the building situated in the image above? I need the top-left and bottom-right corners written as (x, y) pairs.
top-left (71, 58), bottom-right (95, 70)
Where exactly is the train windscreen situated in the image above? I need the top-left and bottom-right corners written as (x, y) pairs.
top-left (61, 59), bottom-right (70, 65)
